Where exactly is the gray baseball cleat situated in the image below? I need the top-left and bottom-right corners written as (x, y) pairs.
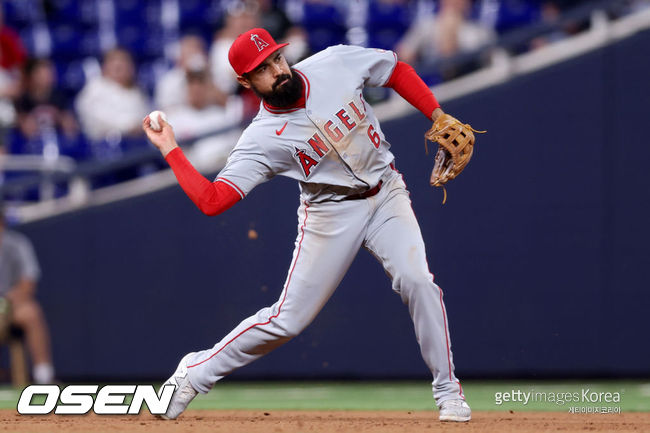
top-left (159, 352), bottom-right (198, 420)
top-left (438, 398), bottom-right (471, 422)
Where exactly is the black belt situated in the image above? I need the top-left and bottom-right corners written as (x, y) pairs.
top-left (343, 180), bottom-right (383, 201)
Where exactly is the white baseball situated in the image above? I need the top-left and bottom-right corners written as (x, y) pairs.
top-left (148, 110), bottom-right (168, 132)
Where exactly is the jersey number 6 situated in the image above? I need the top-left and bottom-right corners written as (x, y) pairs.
top-left (367, 124), bottom-right (381, 149)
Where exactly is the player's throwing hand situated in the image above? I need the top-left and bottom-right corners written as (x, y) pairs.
top-left (142, 112), bottom-right (178, 158)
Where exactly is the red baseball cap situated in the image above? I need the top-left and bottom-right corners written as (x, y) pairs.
top-left (228, 28), bottom-right (289, 76)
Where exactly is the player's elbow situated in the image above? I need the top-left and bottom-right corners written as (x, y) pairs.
top-left (198, 204), bottom-right (223, 216)
top-left (194, 186), bottom-right (240, 216)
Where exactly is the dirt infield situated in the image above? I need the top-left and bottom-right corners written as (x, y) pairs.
top-left (1, 410), bottom-right (649, 433)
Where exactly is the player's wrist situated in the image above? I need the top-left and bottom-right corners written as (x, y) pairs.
top-left (431, 107), bottom-right (444, 122)
top-left (162, 144), bottom-right (181, 159)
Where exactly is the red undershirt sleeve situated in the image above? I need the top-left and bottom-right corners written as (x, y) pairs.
top-left (165, 147), bottom-right (241, 216)
top-left (384, 61), bottom-right (440, 120)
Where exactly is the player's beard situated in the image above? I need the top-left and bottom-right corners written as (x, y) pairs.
top-left (252, 68), bottom-right (304, 108)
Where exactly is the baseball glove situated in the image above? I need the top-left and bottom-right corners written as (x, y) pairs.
top-left (425, 113), bottom-right (485, 204)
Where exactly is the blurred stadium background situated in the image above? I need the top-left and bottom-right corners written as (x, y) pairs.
top-left (0, 0), bottom-right (649, 415)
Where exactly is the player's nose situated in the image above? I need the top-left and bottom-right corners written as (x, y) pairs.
top-left (271, 62), bottom-right (284, 76)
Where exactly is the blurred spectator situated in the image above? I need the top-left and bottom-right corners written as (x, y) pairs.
top-left (482, 0), bottom-right (543, 34)
top-left (258, 0), bottom-right (309, 64)
top-left (209, 1), bottom-right (261, 95)
top-left (529, 1), bottom-right (590, 50)
top-left (280, 26), bottom-right (310, 65)
top-left (155, 35), bottom-right (227, 112)
top-left (12, 58), bottom-right (84, 159)
top-left (258, 0), bottom-right (293, 39)
top-left (0, 8), bottom-right (26, 83)
top-left (0, 203), bottom-right (55, 384)
top-left (75, 48), bottom-right (149, 141)
top-left (0, 6), bottom-right (27, 148)
top-left (628, 0), bottom-right (650, 13)
top-left (167, 69), bottom-right (243, 170)
top-left (397, 0), bottom-right (496, 65)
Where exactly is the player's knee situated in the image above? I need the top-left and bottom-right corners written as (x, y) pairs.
top-left (393, 272), bottom-right (435, 299)
top-left (272, 315), bottom-right (309, 339)
top-left (277, 321), bottom-right (305, 338)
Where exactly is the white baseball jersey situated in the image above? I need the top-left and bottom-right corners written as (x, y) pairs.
top-left (217, 45), bottom-right (398, 203)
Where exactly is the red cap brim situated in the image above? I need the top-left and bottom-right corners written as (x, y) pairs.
top-left (240, 43), bottom-right (289, 75)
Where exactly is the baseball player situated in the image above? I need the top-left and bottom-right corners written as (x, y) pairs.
top-left (144, 28), bottom-right (473, 422)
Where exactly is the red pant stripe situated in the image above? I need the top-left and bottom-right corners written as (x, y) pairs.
top-left (188, 203), bottom-right (311, 368)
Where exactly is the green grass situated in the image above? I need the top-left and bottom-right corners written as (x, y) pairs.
top-left (1, 380), bottom-right (648, 412)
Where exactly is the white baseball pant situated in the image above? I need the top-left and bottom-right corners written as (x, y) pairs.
top-left (185, 168), bottom-right (464, 405)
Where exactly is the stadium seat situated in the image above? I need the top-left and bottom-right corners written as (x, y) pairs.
top-left (116, 25), bottom-right (165, 60)
top-left (2, 0), bottom-right (43, 29)
top-left (178, 0), bottom-right (221, 28)
top-left (17, 27), bottom-right (41, 58)
top-left (114, 0), bottom-right (162, 27)
top-left (366, 0), bottom-right (414, 50)
top-left (50, 25), bottom-right (102, 60)
top-left (301, 2), bottom-right (347, 52)
top-left (8, 128), bottom-right (89, 162)
top-left (137, 59), bottom-right (168, 96)
top-left (494, 0), bottom-right (542, 33)
top-left (43, 0), bottom-right (100, 27)
top-left (54, 60), bottom-right (86, 97)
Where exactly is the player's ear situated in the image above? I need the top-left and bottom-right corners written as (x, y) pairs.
top-left (236, 75), bottom-right (251, 89)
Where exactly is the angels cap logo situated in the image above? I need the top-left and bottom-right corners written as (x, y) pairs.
top-left (250, 34), bottom-right (269, 51)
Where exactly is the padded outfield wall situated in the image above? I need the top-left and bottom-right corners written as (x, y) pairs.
top-left (18, 30), bottom-right (650, 381)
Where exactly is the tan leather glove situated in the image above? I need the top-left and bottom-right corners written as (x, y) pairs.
top-left (425, 113), bottom-right (485, 203)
